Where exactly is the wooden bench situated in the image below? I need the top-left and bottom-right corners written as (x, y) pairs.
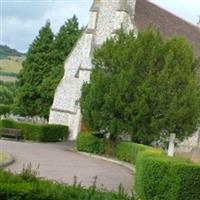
top-left (0, 128), bottom-right (22, 141)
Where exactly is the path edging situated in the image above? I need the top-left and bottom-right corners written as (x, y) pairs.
top-left (76, 151), bottom-right (135, 172)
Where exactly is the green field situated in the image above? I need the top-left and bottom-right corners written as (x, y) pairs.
top-left (0, 56), bottom-right (25, 82)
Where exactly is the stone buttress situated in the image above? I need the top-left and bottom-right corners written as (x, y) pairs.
top-left (49, 0), bottom-right (137, 140)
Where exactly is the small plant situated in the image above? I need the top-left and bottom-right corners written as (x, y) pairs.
top-left (20, 163), bottom-right (40, 181)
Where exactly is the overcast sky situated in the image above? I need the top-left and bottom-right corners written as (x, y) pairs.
top-left (0, 0), bottom-right (199, 52)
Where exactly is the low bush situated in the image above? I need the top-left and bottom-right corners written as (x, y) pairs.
top-left (0, 119), bottom-right (69, 142)
top-left (76, 132), bottom-right (105, 154)
top-left (39, 124), bottom-right (69, 142)
top-left (135, 150), bottom-right (200, 200)
top-left (0, 169), bottom-right (134, 200)
top-left (0, 104), bottom-right (11, 115)
top-left (115, 142), bottom-right (154, 164)
top-left (17, 122), bottom-right (44, 141)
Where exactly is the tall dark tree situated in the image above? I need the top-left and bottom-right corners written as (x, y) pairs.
top-left (52, 15), bottom-right (81, 83)
top-left (81, 28), bottom-right (200, 144)
top-left (15, 16), bottom-right (82, 118)
top-left (15, 21), bottom-right (54, 117)
top-left (41, 15), bottom-right (82, 109)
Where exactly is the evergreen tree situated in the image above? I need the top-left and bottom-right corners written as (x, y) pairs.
top-left (16, 21), bottom-right (54, 117)
top-left (15, 16), bottom-right (82, 118)
top-left (80, 28), bottom-right (200, 144)
top-left (41, 15), bottom-right (82, 109)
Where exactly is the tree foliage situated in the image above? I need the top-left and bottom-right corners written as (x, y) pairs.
top-left (16, 21), bottom-right (54, 117)
top-left (80, 28), bottom-right (200, 144)
top-left (0, 81), bottom-right (17, 104)
top-left (15, 16), bottom-right (82, 118)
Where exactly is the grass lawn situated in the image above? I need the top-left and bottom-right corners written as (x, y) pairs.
top-left (0, 56), bottom-right (25, 82)
top-left (0, 56), bottom-right (25, 73)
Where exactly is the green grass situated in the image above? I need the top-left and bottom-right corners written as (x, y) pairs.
top-left (0, 56), bottom-right (25, 82)
top-left (0, 56), bottom-right (25, 73)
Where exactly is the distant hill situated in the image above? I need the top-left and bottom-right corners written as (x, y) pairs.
top-left (0, 45), bottom-right (25, 82)
top-left (0, 45), bottom-right (25, 59)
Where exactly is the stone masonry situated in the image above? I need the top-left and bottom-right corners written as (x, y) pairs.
top-left (49, 0), bottom-right (200, 149)
top-left (49, 0), bottom-right (137, 140)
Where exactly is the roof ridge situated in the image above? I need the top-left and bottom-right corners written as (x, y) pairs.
top-left (146, 0), bottom-right (199, 31)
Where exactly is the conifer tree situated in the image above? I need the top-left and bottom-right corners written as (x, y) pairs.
top-left (43, 15), bottom-right (82, 95)
top-left (81, 28), bottom-right (200, 144)
top-left (15, 16), bottom-right (82, 118)
top-left (40, 15), bottom-right (82, 117)
top-left (16, 21), bottom-right (54, 117)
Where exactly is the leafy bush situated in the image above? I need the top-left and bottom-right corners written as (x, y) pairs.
top-left (116, 142), bottom-right (154, 164)
top-left (0, 119), bottom-right (69, 142)
top-left (39, 124), bottom-right (69, 142)
top-left (0, 119), bottom-right (16, 128)
top-left (0, 86), bottom-right (14, 105)
top-left (0, 104), bottom-right (11, 115)
top-left (76, 132), bottom-right (105, 154)
top-left (17, 122), bottom-right (43, 141)
top-left (135, 151), bottom-right (200, 200)
top-left (0, 81), bottom-right (17, 105)
top-left (0, 169), bottom-right (134, 200)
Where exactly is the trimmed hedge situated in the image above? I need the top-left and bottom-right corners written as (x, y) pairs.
top-left (0, 169), bottom-right (134, 200)
top-left (116, 142), bottom-right (154, 164)
top-left (135, 151), bottom-right (200, 200)
top-left (76, 132), bottom-right (105, 154)
top-left (76, 133), bottom-right (200, 200)
top-left (76, 133), bottom-right (154, 163)
top-left (0, 104), bottom-right (11, 115)
top-left (0, 119), bottom-right (69, 142)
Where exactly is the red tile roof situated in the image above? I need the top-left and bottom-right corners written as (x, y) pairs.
top-left (135, 0), bottom-right (200, 57)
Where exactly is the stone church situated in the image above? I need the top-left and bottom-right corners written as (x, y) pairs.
top-left (49, 0), bottom-right (200, 148)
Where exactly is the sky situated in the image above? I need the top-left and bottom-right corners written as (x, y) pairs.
top-left (0, 0), bottom-right (199, 52)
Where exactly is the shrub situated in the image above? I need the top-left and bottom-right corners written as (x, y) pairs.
top-left (76, 132), bottom-right (105, 154)
top-left (0, 104), bottom-right (11, 115)
top-left (115, 142), bottom-right (154, 164)
top-left (0, 119), bottom-right (69, 142)
top-left (0, 169), bottom-right (134, 200)
top-left (0, 119), bottom-right (16, 128)
top-left (135, 150), bottom-right (200, 200)
top-left (18, 122), bottom-right (43, 141)
top-left (39, 124), bottom-right (69, 142)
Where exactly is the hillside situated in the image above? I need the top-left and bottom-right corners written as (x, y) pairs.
top-left (0, 45), bottom-right (25, 59)
top-left (0, 45), bottom-right (25, 82)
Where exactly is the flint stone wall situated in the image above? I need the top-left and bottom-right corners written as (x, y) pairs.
top-left (49, 0), bottom-right (137, 140)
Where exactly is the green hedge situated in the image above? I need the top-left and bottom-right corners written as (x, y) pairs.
top-left (76, 133), bottom-right (200, 200)
top-left (0, 104), bottom-right (11, 115)
top-left (0, 169), bottom-right (134, 200)
top-left (0, 119), bottom-right (69, 142)
top-left (135, 150), bottom-right (200, 200)
top-left (76, 132), bottom-right (105, 154)
top-left (115, 142), bottom-right (154, 164)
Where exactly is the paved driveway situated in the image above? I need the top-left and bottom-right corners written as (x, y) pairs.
top-left (0, 140), bottom-right (134, 193)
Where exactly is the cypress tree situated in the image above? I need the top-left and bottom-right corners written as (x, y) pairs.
top-left (15, 16), bottom-right (82, 118)
top-left (16, 21), bottom-right (54, 117)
